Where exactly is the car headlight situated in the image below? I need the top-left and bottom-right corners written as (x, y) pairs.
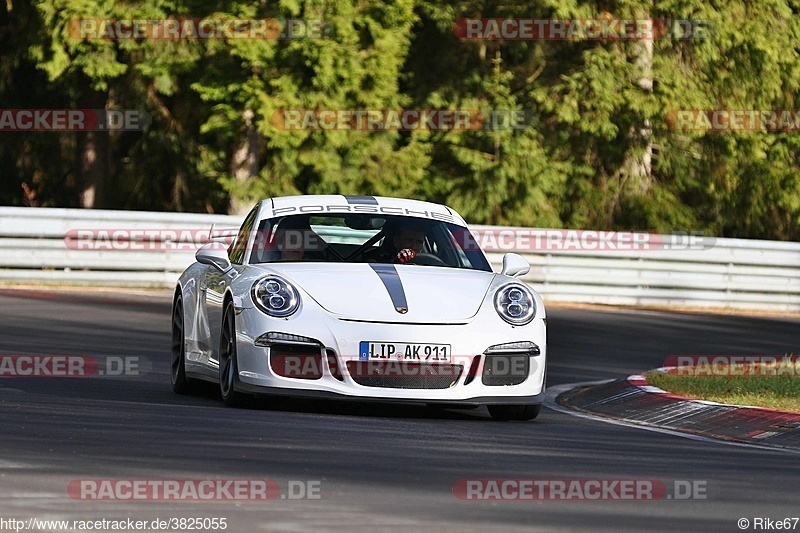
top-left (494, 284), bottom-right (536, 325)
top-left (252, 276), bottom-right (300, 317)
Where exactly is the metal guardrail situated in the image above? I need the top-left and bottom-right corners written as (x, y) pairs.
top-left (1, 207), bottom-right (799, 311)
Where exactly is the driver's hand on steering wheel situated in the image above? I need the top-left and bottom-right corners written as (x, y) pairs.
top-left (396, 248), bottom-right (416, 264)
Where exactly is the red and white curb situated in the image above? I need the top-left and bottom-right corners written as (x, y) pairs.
top-left (544, 375), bottom-right (800, 454)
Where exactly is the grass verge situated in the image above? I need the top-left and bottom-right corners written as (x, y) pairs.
top-left (646, 365), bottom-right (800, 413)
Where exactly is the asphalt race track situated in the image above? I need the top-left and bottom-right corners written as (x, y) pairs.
top-left (1, 288), bottom-right (799, 532)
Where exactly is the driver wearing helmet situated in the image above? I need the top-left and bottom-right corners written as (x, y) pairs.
top-left (365, 220), bottom-right (428, 264)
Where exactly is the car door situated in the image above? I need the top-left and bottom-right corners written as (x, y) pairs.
top-left (204, 206), bottom-right (258, 369)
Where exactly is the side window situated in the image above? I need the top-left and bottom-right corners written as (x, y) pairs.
top-left (249, 218), bottom-right (276, 264)
top-left (228, 206), bottom-right (258, 264)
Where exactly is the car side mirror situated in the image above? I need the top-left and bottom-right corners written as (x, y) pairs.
top-left (196, 242), bottom-right (232, 273)
top-left (500, 253), bottom-right (530, 278)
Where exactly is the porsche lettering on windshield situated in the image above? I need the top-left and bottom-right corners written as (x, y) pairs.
top-left (270, 204), bottom-right (455, 223)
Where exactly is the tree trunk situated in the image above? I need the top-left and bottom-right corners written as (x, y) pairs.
top-left (228, 109), bottom-right (261, 215)
top-left (79, 130), bottom-right (110, 208)
top-left (79, 89), bottom-right (111, 208)
top-left (625, 8), bottom-right (654, 194)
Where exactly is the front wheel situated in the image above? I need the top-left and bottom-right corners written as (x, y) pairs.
top-left (171, 294), bottom-right (194, 394)
top-left (488, 404), bottom-right (541, 421)
top-left (219, 299), bottom-right (246, 407)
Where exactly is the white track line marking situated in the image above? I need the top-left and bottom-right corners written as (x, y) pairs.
top-left (543, 381), bottom-right (800, 456)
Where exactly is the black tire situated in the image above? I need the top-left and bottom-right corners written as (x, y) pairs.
top-left (488, 404), bottom-right (541, 421)
top-left (219, 299), bottom-right (245, 407)
top-left (171, 294), bottom-right (194, 394)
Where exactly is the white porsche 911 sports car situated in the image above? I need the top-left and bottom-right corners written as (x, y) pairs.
top-left (171, 195), bottom-right (546, 420)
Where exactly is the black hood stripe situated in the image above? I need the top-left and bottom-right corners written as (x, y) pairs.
top-left (369, 264), bottom-right (408, 314)
top-left (344, 195), bottom-right (379, 205)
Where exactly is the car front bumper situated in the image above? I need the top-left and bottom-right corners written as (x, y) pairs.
top-left (234, 311), bottom-right (547, 403)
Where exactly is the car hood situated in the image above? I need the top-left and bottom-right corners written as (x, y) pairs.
top-left (257, 263), bottom-right (497, 323)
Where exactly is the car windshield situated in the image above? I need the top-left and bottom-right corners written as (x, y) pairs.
top-left (249, 213), bottom-right (492, 271)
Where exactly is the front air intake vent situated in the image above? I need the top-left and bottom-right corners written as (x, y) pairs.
top-left (481, 355), bottom-right (529, 386)
top-left (270, 344), bottom-right (323, 380)
top-left (346, 361), bottom-right (463, 389)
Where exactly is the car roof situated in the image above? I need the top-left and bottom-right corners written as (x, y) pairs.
top-left (259, 195), bottom-right (468, 227)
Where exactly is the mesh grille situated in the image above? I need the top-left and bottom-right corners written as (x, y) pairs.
top-left (346, 361), bottom-right (463, 389)
top-left (481, 355), bottom-right (529, 386)
top-left (270, 344), bottom-right (323, 380)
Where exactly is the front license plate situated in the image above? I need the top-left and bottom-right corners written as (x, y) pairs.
top-left (359, 342), bottom-right (452, 363)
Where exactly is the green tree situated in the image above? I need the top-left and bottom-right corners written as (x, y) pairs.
top-left (193, 0), bottom-right (429, 214)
